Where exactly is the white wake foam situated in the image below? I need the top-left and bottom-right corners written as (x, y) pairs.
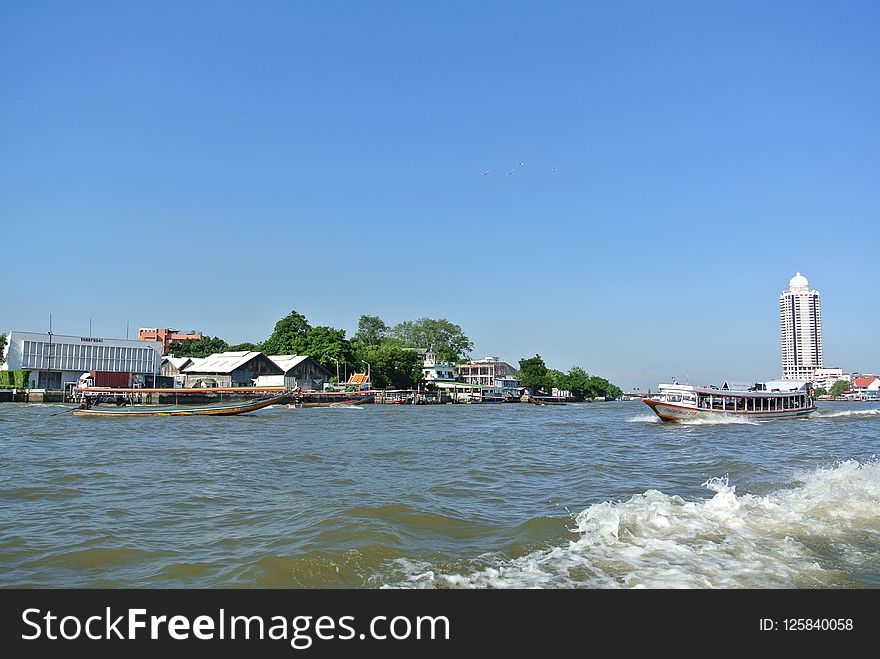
top-left (627, 414), bottom-right (661, 423)
top-left (387, 460), bottom-right (880, 589)
top-left (674, 415), bottom-right (760, 426)
top-left (817, 408), bottom-right (880, 419)
top-left (628, 413), bottom-right (759, 426)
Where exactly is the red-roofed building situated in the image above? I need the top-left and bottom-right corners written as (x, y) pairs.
top-left (851, 376), bottom-right (880, 392)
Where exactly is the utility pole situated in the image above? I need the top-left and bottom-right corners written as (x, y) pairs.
top-left (47, 314), bottom-right (53, 389)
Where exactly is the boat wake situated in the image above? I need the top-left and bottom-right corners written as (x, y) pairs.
top-left (816, 408), bottom-right (880, 419)
top-left (628, 413), bottom-right (759, 426)
top-left (384, 459), bottom-right (880, 588)
top-left (627, 414), bottom-right (661, 424)
top-left (675, 415), bottom-right (761, 426)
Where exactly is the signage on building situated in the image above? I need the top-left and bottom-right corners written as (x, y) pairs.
top-left (80, 337), bottom-right (104, 343)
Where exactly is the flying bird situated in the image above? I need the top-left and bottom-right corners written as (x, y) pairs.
top-left (482, 170), bottom-right (491, 176)
top-left (506, 169), bottom-right (516, 176)
top-left (549, 166), bottom-right (557, 173)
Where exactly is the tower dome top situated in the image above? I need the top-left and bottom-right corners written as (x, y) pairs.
top-left (789, 271), bottom-right (809, 292)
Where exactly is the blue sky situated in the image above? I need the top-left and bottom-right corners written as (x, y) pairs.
top-left (2, 1), bottom-right (877, 389)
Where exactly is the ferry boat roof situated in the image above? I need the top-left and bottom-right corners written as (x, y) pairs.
top-left (657, 380), bottom-right (811, 395)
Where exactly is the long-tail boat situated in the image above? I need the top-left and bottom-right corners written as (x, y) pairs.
top-left (71, 392), bottom-right (288, 417)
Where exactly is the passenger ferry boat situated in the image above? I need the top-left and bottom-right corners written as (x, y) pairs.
top-left (642, 379), bottom-right (816, 422)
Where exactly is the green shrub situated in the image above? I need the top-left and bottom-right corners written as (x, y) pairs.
top-left (14, 370), bottom-right (30, 389)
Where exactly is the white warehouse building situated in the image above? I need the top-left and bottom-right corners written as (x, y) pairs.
top-left (1, 330), bottom-right (161, 390)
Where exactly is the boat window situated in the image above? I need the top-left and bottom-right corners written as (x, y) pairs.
top-left (683, 394), bottom-right (696, 404)
top-left (667, 394), bottom-right (682, 403)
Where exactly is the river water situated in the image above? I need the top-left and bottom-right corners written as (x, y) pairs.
top-left (1, 401), bottom-right (878, 588)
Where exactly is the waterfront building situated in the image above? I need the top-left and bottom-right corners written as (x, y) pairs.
top-left (810, 367), bottom-right (848, 391)
top-left (181, 351), bottom-right (281, 388)
top-left (138, 327), bottom-right (203, 355)
top-left (497, 376), bottom-right (523, 398)
top-left (422, 349), bottom-right (456, 382)
top-left (1, 330), bottom-right (161, 390)
top-left (851, 375), bottom-right (880, 393)
top-left (259, 355), bottom-right (332, 390)
top-left (455, 356), bottom-right (518, 386)
top-left (432, 380), bottom-right (484, 402)
top-left (780, 272), bottom-right (823, 381)
top-left (161, 356), bottom-right (196, 388)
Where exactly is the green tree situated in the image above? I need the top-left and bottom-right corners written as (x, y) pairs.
top-left (259, 311), bottom-right (357, 373)
top-left (587, 375), bottom-right (621, 400)
top-left (354, 342), bottom-right (422, 389)
top-left (518, 355), bottom-right (554, 393)
top-left (354, 315), bottom-right (389, 345)
top-left (260, 310), bottom-right (312, 355)
top-left (390, 318), bottom-right (473, 363)
top-left (830, 380), bottom-right (849, 397)
top-left (813, 387), bottom-right (828, 397)
top-left (260, 311), bottom-right (312, 355)
top-left (167, 335), bottom-right (230, 358)
top-left (547, 369), bottom-right (567, 392)
top-left (229, 342), bottom-right (260, 352)
top-left (565, 366), bottom-right (592, 400)
top-left (302, 326), bottom-right (355, 372)
top-left (0, 333), bottom-right (6, 366)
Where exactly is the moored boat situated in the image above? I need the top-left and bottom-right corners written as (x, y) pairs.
top-left (529, 395), bottom-right (567, 406)
top-left (287, 391), bottom-right (376, 408)
top-left (72, 392), bottom-right (288, 417)
top-left (642, 380), bottom-right (816, 422)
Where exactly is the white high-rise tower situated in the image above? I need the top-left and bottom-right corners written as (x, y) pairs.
top-left (780, 272), bottom-right (823, 380)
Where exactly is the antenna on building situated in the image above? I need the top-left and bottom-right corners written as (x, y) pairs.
top-left (126, 321), bottom-right (130, 340)
top-left (89, 317), bottom-right (92, 338)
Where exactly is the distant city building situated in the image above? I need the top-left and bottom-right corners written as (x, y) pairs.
top-left (138, 327), bottom-right (203, 355)
top-left (455, 356), bottom-right (518, 386)
top-left (2, 330), bottom-right (161, 390)
top-left (810, 367), bottom-right (848, 391)
top-left (422, 349), bottom-right (456, 381)
top-left (780, 272), bottom-right (823, 380)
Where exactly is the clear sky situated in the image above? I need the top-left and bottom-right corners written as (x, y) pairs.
top-left (2, 1), bottom-right (877, 389)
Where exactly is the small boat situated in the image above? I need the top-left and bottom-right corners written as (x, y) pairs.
top-left (72, 393), bottom-right (288, 417)
top-left (642, 379), bottom-right (816, 422)
top-left (287, 392), bottom-right (375, 408)
top-left (529, 395), bottom-right (567, 406)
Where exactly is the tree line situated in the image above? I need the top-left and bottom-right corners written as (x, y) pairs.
top-left (168, 310), bottom-right (621, 397)
top-left (518, 355), bottom-right (622, 400)
top-left (168, 312), bottom-right (473, 390)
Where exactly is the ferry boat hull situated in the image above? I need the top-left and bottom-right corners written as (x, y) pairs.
top-left (641, 378), bottom-right (817, 422)
top-left (642, 398), bottom-right (815, 422)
